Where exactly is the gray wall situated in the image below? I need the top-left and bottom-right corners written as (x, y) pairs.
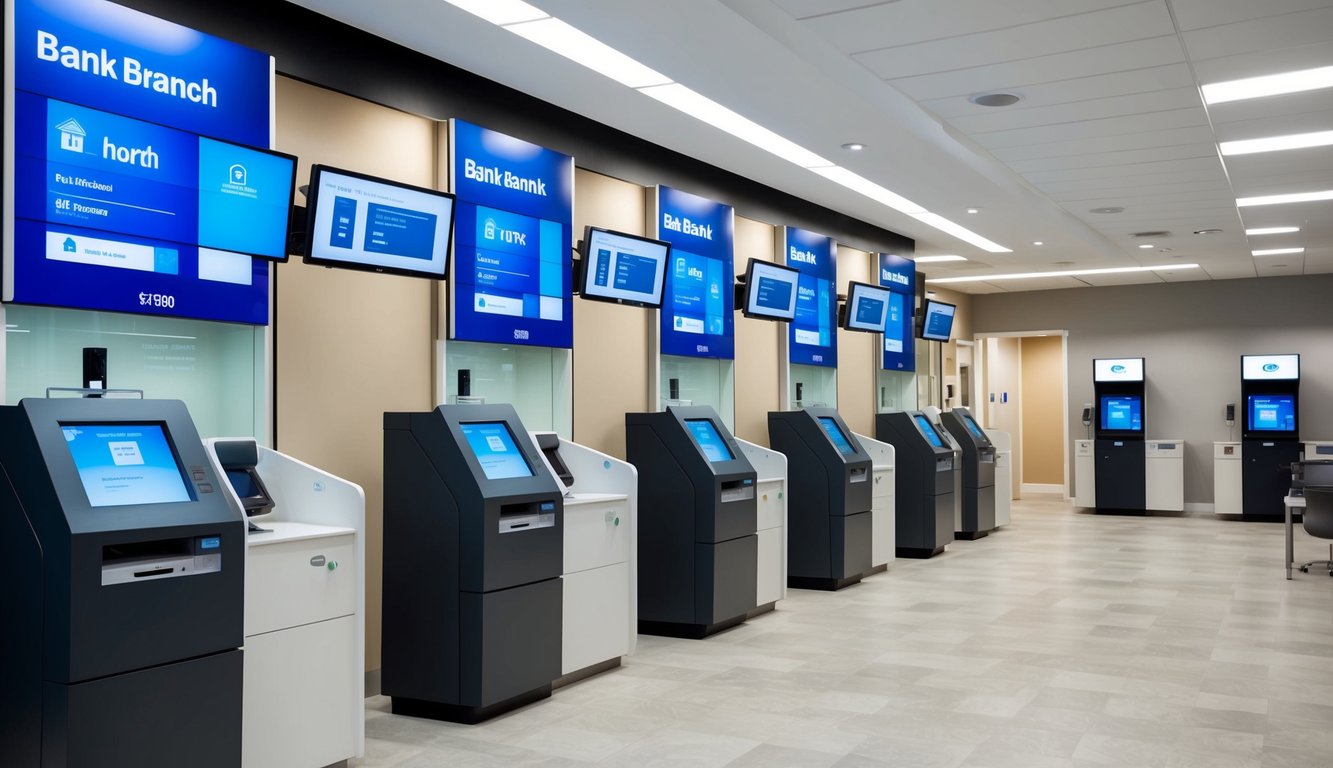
top-left (972, 274), bottom-right (1333, 506)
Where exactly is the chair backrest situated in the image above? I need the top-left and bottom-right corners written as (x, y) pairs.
top-left (1302, 486), bottom-right (1333, 540)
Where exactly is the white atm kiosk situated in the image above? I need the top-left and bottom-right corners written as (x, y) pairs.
top-left (735, 438), bottom-right (788, 614)
top-left (204, 439), bottom-right (365, 768)
top-left (855, 433), bottom-right (897, 572)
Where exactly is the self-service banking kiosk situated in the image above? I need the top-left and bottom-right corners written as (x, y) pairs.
top-left (627, 406), bottom-right (758, 637)
top-left (876, 411), bottom-right (955, 558)
top-left (1, 398), bottom-right (244, 767)
top-left (1093, 358), bottom-right (1147, 511)
top-left (768, 407), bottom-right (872, 590)
top-left (1241, 354), bottom-right (1300, 519)
top-left (382, 404), bottom-right (563, 723)
top-left (940, 407), bottom-right (997, 539)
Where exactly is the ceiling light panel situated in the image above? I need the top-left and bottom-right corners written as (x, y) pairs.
top-left (928, 264), bottom-right (1199, 284)
top-left (914, 255), bottom-right (967, 263)
top-left (1236, 189), bottom-right (1333, 207)
top-left (1245, 226), bottom-right (1300, 235)
top-left (443, 0), bottom-right (548, 25)
top-left (1219, 130), bottom-right (1333, 156)
top-left (507, 17), bottom-right (672, 89)
top-left (808, 166), bottom-right (925, 215)
top-left (1252, 247), bottom-right (1305, 256)
top-left (910, 212), bottom-right (1011, 253)
top-left (1202, 65), bottom-right (1333, 105)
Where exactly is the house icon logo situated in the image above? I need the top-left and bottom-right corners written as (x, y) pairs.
top-left (63, 237), bottom-right (77, 253)
top-left (229, 164), bottom-right (247, 186)
top-left (483, 218), bottom-right (497, 240)
top-left (55, 118), bottom-right (86, 153)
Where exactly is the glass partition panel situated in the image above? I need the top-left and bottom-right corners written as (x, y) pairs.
top-left (443, 340), bottom-right (572, 436)
top-left (790, 363), bottom-right (836, 409)
top-left (660, 354), bottom-right (735, 431)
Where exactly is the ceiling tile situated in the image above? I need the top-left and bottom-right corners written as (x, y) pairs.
top-left (1169, 0), bottom-right (1333, 31)
top-left (1182, 6), bottom-right (1333, 61)
top-left (946, 87), bottom-right (1203, 134)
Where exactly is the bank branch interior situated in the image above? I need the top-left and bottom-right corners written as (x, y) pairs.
top-left (3, 1), bottom-right (1333, 767)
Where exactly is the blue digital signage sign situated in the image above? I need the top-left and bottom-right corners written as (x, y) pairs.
top-left (784, 226), bottom-right (836, 368)
top-left (449, 120), bottom-right (574, 348)
top-left (657, 186), bottom-right (734, 359)
top-left (6, 0), bottom-right (280, 324)
top-left (879, 253), bottom-right (916, 371)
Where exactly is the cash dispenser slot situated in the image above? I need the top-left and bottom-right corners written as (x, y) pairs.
top-left (497, 500), bottom-right (556, 534)
top-left (719, 479), bottom-right (755, 503)
top-left (101, 535), bottom-right (223, 586)
top-left (849, 466), bottom-right (868, 483)
top-left (980, 448), bottom-right (996, 463)
top-left (936, 456), bottom-right (954, 472)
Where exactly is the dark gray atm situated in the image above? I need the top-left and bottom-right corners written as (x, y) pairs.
top-left (382, 404), bottom-right (563, 723)
top-left (0, 398), bottom-right (244, 768)
top-left (940, 407), bottom-right (996, 539)
top-left (627, 406), bottom-right (757, 638)
top-left (768, 407), bottom-right (872, 590)
top-left (876, 411), bottom-right (955, 558)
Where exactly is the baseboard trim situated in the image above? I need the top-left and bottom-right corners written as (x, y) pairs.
top-left (1021, 483), bottom-right (1064, 496)
top-left (1184, 502), bottom-right (1216, 514)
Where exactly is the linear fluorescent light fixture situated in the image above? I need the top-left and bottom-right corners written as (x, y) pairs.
top-left (1236, 189), bottom-right (1333, 207)
top-left (444, 0), bottom-right (549, 25)
top-left (808, 166), bottom-right (925, 214)
top-left (507, 18), bottom-right (672, 88)
top-left (1220, 130), bottom-right (1333, 156)
top-left (1202, 65), bottom-right (1333, 105)
top-left (1252, 247), bottom-right (1305, 256)
top-left (1245, 226), bottom-right (1300, 235)
top-left (911, 212), bottom-right (1012, 253)
top-left (927, 263), bottom-right (1199, 284)
top-left (914, 255), bottom-right (967, 263)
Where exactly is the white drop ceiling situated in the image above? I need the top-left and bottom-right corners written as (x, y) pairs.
top-left (290, 0), bottom-right (1333, 293)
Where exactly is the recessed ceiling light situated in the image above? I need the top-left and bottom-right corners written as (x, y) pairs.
top-left (1220, 130), bottom-right (1333, 156)
top-left (970, 92), bottom-right (1021, 107)
top-left (841, 142), bottom-right (865, 151)
top-left (1245, 226), bottom-right (1300, 235)
top-left (1089, 207), bottom-right (1124, 214)
top-left (966, 207), bottom-right (980, 214)
top-left (914, 255), bottom-right (967, 263)
top-left (1253, 247), bottom-right (1305, 256)
top-left (926, 263), bottom-right (1200, 284)
top-left (1237, 189), bottom-right (1333, 207)
top-left (1138, 244), bottom-right (1154, 249)
top-left (1193, 228), bottom-right (1223, 235)
top-left (1033, 241), bottom-right (1044, 246)
top-left (1202, 65), bottom-right (1333, 105)
top-left (1159, 248), bottom-right (1174, 253)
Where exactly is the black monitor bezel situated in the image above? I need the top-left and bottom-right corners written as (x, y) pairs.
top-left (576, 225), bottom-right (672, 309)
top-left (1097, 393), bottom-right (1144, 436)
top-left (842, 280), bottom-right (894, 333)
top-left (740, 257), bottom-right (801, 322)
top-left (1243, 392), bottom-right (1299, 439)
top-left (59, 419), bottom-right (198, 508)
top-left (918, 298), bottom-right (957, 342)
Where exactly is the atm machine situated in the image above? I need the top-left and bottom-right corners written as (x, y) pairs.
top-left (923, 407), bottom-right (965, 539)
top-left (1092, 357), bottom-right (1147, 512)
top-left (876, 411), bottom-right (955, 558)
top-left (626, 406), bottom-right (758, 638)
top-left (767, 407), bottom-right (872, 590)
top-left (382, 404), bottom-right (563, 723)
top-left (940, 407), bottom-right (997, 539)
top-left (1240, 354), bottom-right (1301, 519)
top-left (1, 398), bottom-right (244, 767)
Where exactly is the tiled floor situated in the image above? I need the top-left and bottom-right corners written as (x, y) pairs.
top-left (355, 498), bottom-right (1333, 767)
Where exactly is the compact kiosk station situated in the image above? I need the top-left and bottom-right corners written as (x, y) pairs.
top-left (940, 407), bottom-right (997, 539)
top-left (924, 407), bottom-right (966, 539)
top-left (768, 407), bottom-right (872, 590)
top-left (876, 411), bottom-right (955, 558)
top-left (626, 406), bottom-right (758, 637)
top-left (0, 398), bottom-right (244, 767)
top-left (1240, 354), bottom-right (1301, 519)
top-left (382, 405), bottom-right (563, 723)
top-left (528, 432), bottom-right (638, 680)
top-left (989, 430), bottom-right (1013, 527)
top-left (853, 433), bottom-right (897, 573)
top-left (204, 439), bottom-right (365, 768)
top-left (1091, 357), bottom-right (1148, 512)
top-left (732, 438), bottom-right (789, 614)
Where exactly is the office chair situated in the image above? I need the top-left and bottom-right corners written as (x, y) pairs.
top-left (1298, 485), bottom-right (1333, 576)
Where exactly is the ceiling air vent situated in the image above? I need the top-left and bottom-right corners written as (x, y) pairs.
top-left (1131, 231), bottom-right (1170, 239)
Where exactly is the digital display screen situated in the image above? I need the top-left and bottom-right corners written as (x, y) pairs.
top-left (459, 421), bottom-right (534, 480)
top-left (225, 468), bottom-right (261, 499)
top-left (685, 418), bottom-right (735, 463)
top-left (920, 299), bottom-right (956, 342)
top-left (913, 415), bottom-right (945, 449)
top-left (961, 413), bottom-right (987, 441)
top-left (1100, 396), bottom-right (1143, 432)
top-left (658, 187), bottom-right (734, 359)
top-left (1248, 394), bottom-right (1296, 432)
top-left (744, 260), bottom-right (800, 321)
top-left (305, 166), bottom-right (454, 278)
top-left (845, 281), bottom-right (892, 332)
top-left (458, 203), bottom-right (564, 321)
top-left (62, 423), bottom-right (192, 508)
top-left (581, 227), bottom-right (670, 307)
top-left (818, 416), bottom-right (856, 455)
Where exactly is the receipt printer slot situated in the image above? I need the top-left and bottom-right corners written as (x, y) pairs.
top-left (498, 500), bottom-right (557, 534)
top-left (849, 466), bottom-right (868, 483)
top-left (101, 535), bottom-right (223, 585)
top-left (719, 479), bottom-right (755, 503)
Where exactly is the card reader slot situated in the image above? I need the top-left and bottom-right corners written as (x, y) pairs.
top-left (498, 500), bottom-right (557, 534)
top-left (134, 567), bottom-right (176, 579)
top-left (849, 467), bottom-right (868, 483)
top-left (719, 479), bottom-right (756, 503)
top-left (103, 537), bottom-right (190, 566)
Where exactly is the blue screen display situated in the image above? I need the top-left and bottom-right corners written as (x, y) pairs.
top-left (744, 260), bottom-right (799, 320)
top-left (818, 416), bottom-right (856, 455)
top-left (961, 413), bottom-right (987, 441)
top-left (879, 253), bottom-right (915, 371)
top-left (1248, 394), bottom-right (1296, 432)
top-left (685, 418), bottom-right (734, 463)
top-left (1100, 396), bottom-right (1143, 432)
top-left (787, 228), bottom-right (837, 368)
top-left (755, 275), bottom-right (794, 312)
top-left (582, 228), bottom-right (669, 306)
top-left (62, 423), bottom-right (192, 508)
top-left (659, 187), bottom-right (734, 359)
top-left (306, 167), bottom-right (454, 277)
top-left (921, 301), bottom-right (956, 342)
top-left (914, 415), bottom-right (945, 448)
top-left (459, 421), bottom-right (534, 480)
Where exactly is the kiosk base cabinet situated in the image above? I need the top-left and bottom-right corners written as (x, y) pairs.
top-left (1094, 440), bottom-right (1146, 511)
top-left (1242, 441), bottom-right (1300, 519)
top-left (1214, 442), bottom-right (1242, 517)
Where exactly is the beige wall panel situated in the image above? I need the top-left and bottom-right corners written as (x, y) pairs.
top-left (836, 246), bottom-right (875, 437)
top-left (1020, 336), bottom-right (1064, 485)
top-left (732, 217), bottom-right (780, 447)
top-left (274, 77), bottom-right (437, 674)
top-left (572, 169), bottom-right (649, 459)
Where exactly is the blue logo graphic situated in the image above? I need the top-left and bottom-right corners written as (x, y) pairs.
top-left (1111, 364), bottom-right (1126, 374)
top-left (659, 186), bottom-right (734, 360)
top-left (879, 252), bottom-right (916, 372)
top-left (1263, 363), bottom-right (1279, 372)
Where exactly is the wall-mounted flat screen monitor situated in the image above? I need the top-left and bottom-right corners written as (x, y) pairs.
top-left (1099, 395), bottom-right (1143, 433)
top-left (843, 281), bottom-right (892, 332)
top-left (960, 412), bottom-right (987, 441)
top-left (459, 421), bottom-right (534, 480)
top-left (741, 259), bottom-right (800, 321)
top-left (913, 414), bottom-right (945, 448)
top-left (818, 416), bottom-right (857, 455)
top-left (919, 299), bottom-right (956, 342)
top-left (578, 226), bottom-right (671, 308)
top-left (304, 165), bottom-right (455, 279)
top-left (685, 418), bottom-right (735, 463)
top-left (1247, 394), bottom-right (1296, 432)
top-left (61, 423), bottom-right (193, 508)
top-left (1241, 354), bottom-right (1299, 381)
